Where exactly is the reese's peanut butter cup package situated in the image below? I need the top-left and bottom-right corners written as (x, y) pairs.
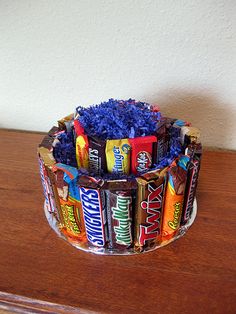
top-left (161, 155), bottom-right (190, 241)
top-left (52, 163), bottom-right (87, 241)
top-left (106, 139), bottom-right (131, 175)
top-left (130, 136), bottom-right (157, 175)
top-left (59, 197), bottom-right (86, 241)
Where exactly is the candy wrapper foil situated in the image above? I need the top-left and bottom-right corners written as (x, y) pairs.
top-left (105, 189), bottom-right (133, 250)
top-left (106, 139), bottom-right (131, 175)
top-left (52, 163), bottom-right (87, 242)
top-left (161, 155), bottom-right (190, 241)
top-left (79, 186), bottom-right (108, 247)
top-left (181, 144), bottom-right (202, 225)
top-left (130, 136), bottom-right (156, 175)
top-left (88, 136), bottom-right (107, 175)
top-left (134, 168), bottom-right (167, 252)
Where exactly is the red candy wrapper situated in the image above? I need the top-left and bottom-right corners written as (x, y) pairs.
top-left (130, 136), bottom-right (157, 175)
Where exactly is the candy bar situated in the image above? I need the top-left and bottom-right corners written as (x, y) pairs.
top-left (134, 168), bottom-right (167, 252)
top-left (180, 126), bottom-right (201, 148)
top-left (105, 189), bottom-right (133, 249)
top-left (130, 136), bottom-right (157, 175)
top-left (181, 144), bottom-right (202, 225)
top-left (161, 155), bottom-right (190, 240)
top-left (52, 163), bottom-right (86, 241)
top-left (76, 134), bottom-right (89, 169)
top-left (153, 120), bottom-right (167, 164)
top-left (58, 113), bottom-right (73, 130)
top-left (88, 136), bottom-right (107, 175)
top-left (79, 180), bottom-right (107, 247)
top-left (106, 139), bottom-right (131, 174)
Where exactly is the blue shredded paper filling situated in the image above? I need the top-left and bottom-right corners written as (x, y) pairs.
top-left (53, 98), bottom-right (186, 176)
top-left (53, 130), bottom-right (77, 167)
top-left (76, 98), bottom-right (161, 140)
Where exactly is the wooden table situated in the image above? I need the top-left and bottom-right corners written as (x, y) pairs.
top-left (0, 129), bottom-right (235, 314)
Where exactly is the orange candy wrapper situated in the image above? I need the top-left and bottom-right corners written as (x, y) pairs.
top-left (161, 155), bottom-right (190, 241)
top-left (59, 197), bottom-right (86, 242)
top-left (52, 163), bottom-right (87, 243)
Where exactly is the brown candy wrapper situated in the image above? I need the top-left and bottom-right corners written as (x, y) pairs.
top-left (180, 126), bottom-right (201, 148)
top-left (58, 114), bottom-right (73, 131)
top-left (181, 144), bottom-right (202, 225)
top-left (38, 147), bottom-right (56, 168)
top-left (88, 136), bottom-right (107, 175)
top-left (134, 168), bottom-right (167, 252)
top-left (105, 189), bottom-right (133, 249)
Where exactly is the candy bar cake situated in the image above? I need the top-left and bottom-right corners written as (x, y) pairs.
top-left (38, 99), bottom-right (202, 254)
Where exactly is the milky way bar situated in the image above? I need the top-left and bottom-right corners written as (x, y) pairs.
top-left (105, 189), bottom-right (133, 249)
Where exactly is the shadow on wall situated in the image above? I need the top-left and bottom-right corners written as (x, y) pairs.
top-left (153, 88), bottom-right (236, 150)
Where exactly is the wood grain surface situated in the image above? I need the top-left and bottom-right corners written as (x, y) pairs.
top-left (0, 129), bottom-right (235, 314)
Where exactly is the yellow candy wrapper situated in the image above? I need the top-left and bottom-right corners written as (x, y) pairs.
top-left (105, 139), bottom-right (131, 174)
top-left (76, 135), bottom-right (89, 169)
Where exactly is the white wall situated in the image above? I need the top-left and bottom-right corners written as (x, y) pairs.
top-left (0, 0), bottom-right (236, 149)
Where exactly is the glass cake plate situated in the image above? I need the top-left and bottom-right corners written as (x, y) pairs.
top-left (44, 199), bottom-right (197, 255)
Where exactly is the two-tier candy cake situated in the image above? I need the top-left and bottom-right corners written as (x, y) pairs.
top-left (38, 99), bottom-right (201, 254)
